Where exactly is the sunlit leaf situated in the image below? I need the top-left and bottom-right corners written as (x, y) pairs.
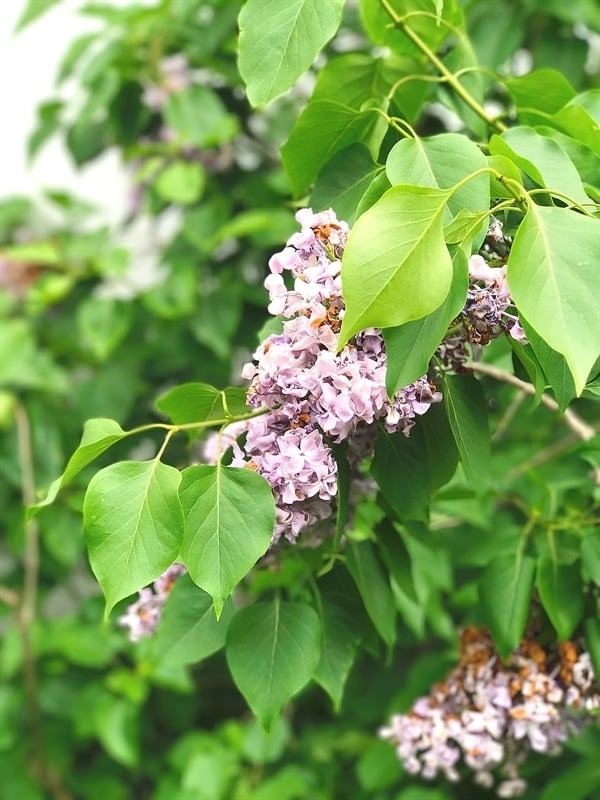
top-left (338, 185), bottom-right (453, 345)
top-left (507, 205), bottom-right (600, 394)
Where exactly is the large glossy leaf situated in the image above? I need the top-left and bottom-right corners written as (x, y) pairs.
top-left (507, 205), bottom-right (600, 394)
top-left (536, 558), bottom-right (583, 641)
top-left (479, 554), bottom-right (536, 658)
top-left (238, 0), bottom-right (345, 106)
top-left (338, 185), bottom-right (453, 345)
top-left (83, 461), bottom-right (184, 615)
top-left (281, 100), bottom-right (387, 197)
top-left (226, 600), bottom-right (321, 726)
top-left (345, 539), bottom-right (396, 646)
top-left (442, 373), bottom-right (490, 491)
top-left (179, 464), bottom-right (275, 614)
top-left (384, 248), bottom-right (468, 393)
top-left (386, 133), bottom-right (489, 220)
top-left (490, 128), bottom-right (590, 206)
top-left (150, 575), bottom-right (235, 667)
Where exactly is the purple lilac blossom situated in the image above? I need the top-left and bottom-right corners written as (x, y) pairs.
top-left (118, 563), bottom-right (186, 642)
top-left (380, 628), bottom-right (599, 797)
top-left (235, 207), bottom-right (442, 542)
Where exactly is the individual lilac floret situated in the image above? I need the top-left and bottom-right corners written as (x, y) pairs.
top-left (118, 563), bottom-right (186, 642)
top-left (380, 628), bottom-right (600, 796)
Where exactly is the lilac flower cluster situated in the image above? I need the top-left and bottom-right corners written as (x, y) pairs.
top-left (118, 563), bottom-right (186, 642)
top-left (380, 627), bottom-right (599, 797)
top-left (221, 208), bottom-right (442, 542)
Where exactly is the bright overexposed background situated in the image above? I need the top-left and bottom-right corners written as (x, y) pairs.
top-left (0, 1), bottom-right (129, 222)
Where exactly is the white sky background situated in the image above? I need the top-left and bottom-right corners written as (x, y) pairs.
top-left (0, 0), bottom-right (130, 223)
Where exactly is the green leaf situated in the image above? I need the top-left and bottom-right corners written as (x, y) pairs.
top-left (581, 532), bottom-right (600, 586)
top-left (441, 373), bottom-right (490, 490)
top-left (281, 100), bottom-right (387, 197)
top-left (541, 755), bottom-right (600, 800)
top-left (56, 31), bottom-right (96, 83)
top-left (386, 132), bottom-right (490, 222)
top-left (479, 554), bottom-right (536, 658)
top-left (504, 69), bottom-right (576, 116)
top-left (371, 429), bottom-right (429, 522)
top-left (384, 248), bottom-right (468, 393)
top-left (507, 205), bottom-right (600, 394)
top-left (155, 161), bottom-right (206, 205)
top-left (77, 298), bottom-right (133, 361)
top-left (313, 598), bottom-right (360, 711)
top-left (359, 0), bottom-right (461, 56)
top-left (179, 464), bottom-right (275, 614)
top-left (345, 539), bottom-right (396, 646)
top-left (30, 418), bottom-right (130, 513)
top-left (536, 558), bottom-right (583, 641)
top-left (84, 461), bottom-right (184, 615)
top-left (584, 618), bottom-right (600, 684)
top-left (311, 145), bottom-right (382, 225)
top-left (238, 0), bottom-right (345, 106)
top-left (338, 185), bottom-right (453, 345)
top-left (226, 600), bottom-right (321, 726)
top-left (163, 86), bottom-right (238, 146)
top-left (356, 171), bottom-right (391, 217)
top-left (311, 52), bottom-right (390, 110)
top-left (490, 128), bottom-right (590, 206)
top-left (15, 0), bottom-right (63, 31)
top-left (520, 319), bottom-right (576, 411)
top-left (487, 154), bottom-right (523, 199)
top-left (155, 383), bottom-right (249, 425)
top-left (150, 575), bottom-right (235, 666)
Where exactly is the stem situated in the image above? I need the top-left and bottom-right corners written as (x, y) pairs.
top-left (464, 361), bottom-right (600, 486)
top-left (464, 361), bottom-right (596, 442)
top-left (15, 404), bottom-right (47, 787)
top-left (378, 0), bottom-right (507, 133)
top-left (14, 404), bottom-right (74, 800)
top-left (526, 188), bottom-right (595, 217)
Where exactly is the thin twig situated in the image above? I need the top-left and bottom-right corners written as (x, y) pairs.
top-left (15, 403), bottom-right (74, 800)
top-left (378, 0), bottom-right (506, 133)
top-left (492, 389), bottom-right (526, 442)
top-left (465, 362), bottom-right (600, 485)
top-left (465, 361), bottom-right (596, 441)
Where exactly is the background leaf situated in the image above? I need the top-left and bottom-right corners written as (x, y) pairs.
top-left (226, 600), bottom-right (322, 726)
top-left (479, 554), bottom-right (536, 658)
top-left (345, 539), bottom-right (396, 647)
top-left (150, 575), bottom-right (235, 667)
top-left (536, 558), bottom-right (583, 641)
top-left (442, 373), bottom-right (490, 490)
